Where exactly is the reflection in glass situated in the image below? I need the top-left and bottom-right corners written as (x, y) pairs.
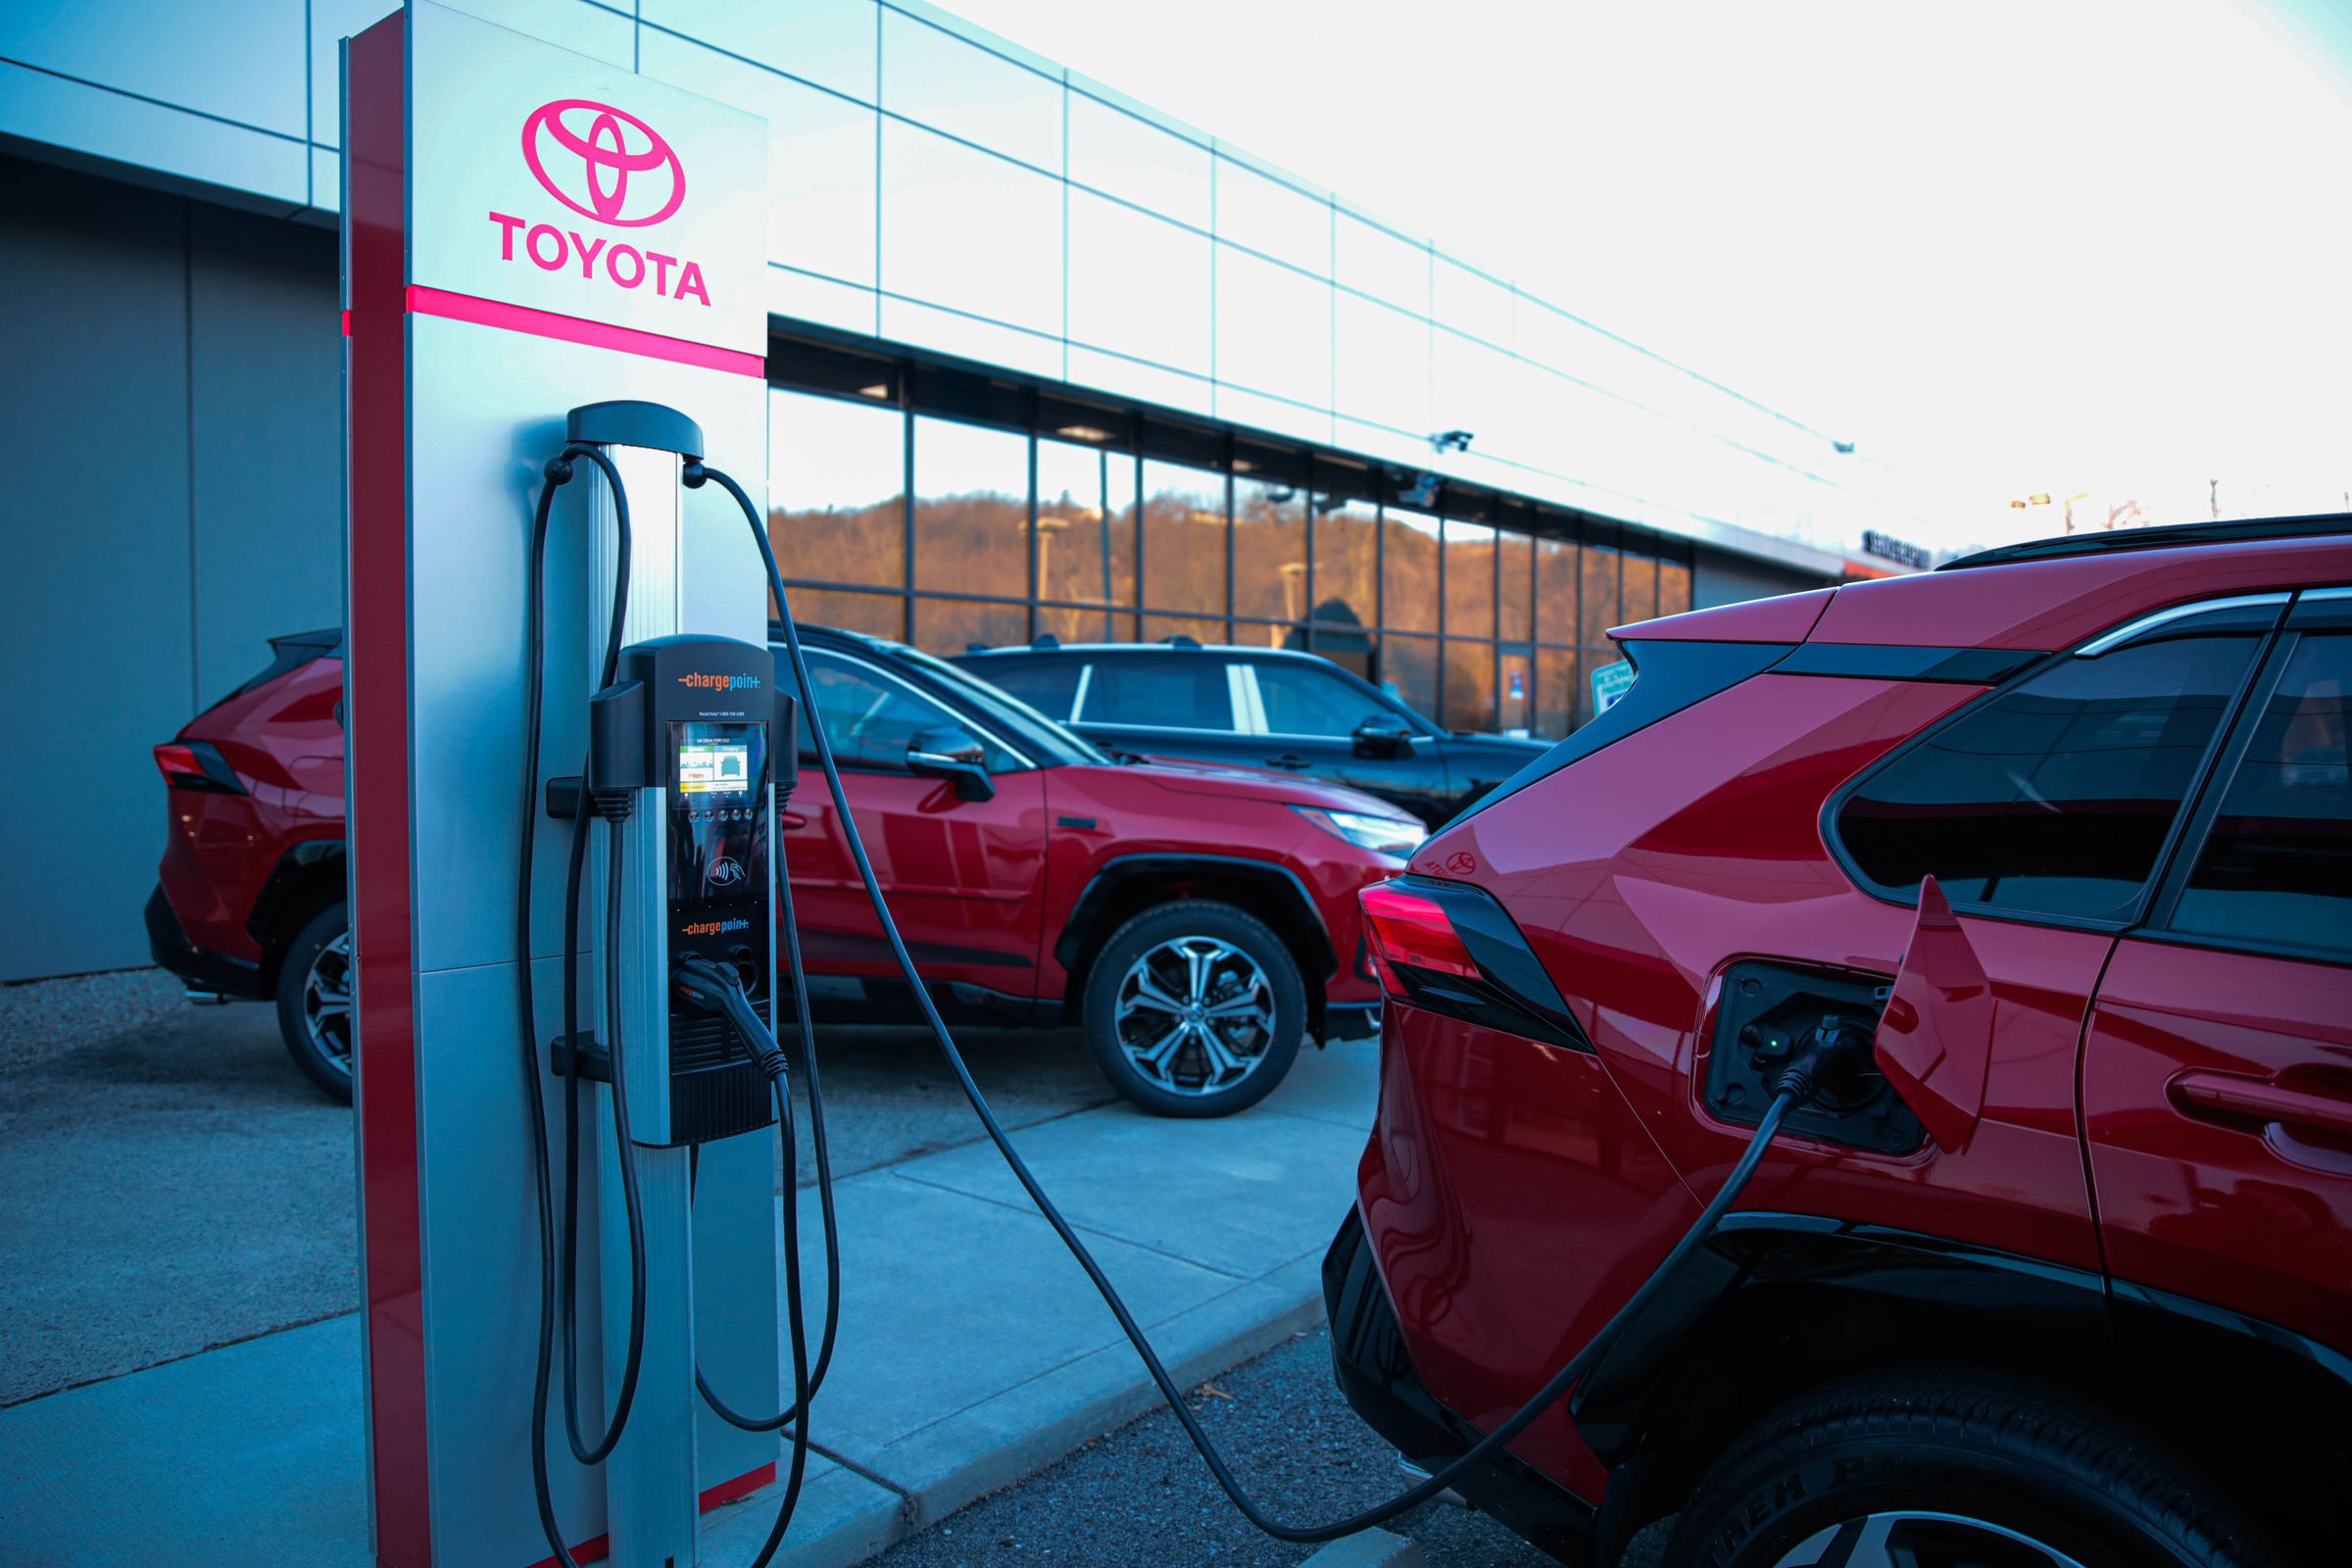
top-left (783, 587), bottom-right (905, 640)
top-left (1658, 561), bottom-right (1692, 618)
top-left (1380, 633), bottom-right (1438, 718)
top-left (1443, 517), bottom-right (1495, 640)
top-left (1234, 476), bottom-right (1306, 623)
top-left (1499, 531), bottom-right (1535, 642)
top-left (1536, 648), bottom-right (1580, 738)
top-left (1142, 460), bottom-right (1228, 622)
top-left (1382, 508), bottom-right (1441, 634)
top-left (1141, 613), bottom-right (1225, 647)
top-left (1535, 534), bottom-right (1580, 648)
top-left (1037, 440), bottom-right (1137, 633)
top-left (1622, 553), bottom-right (1659, 626)
top-left (1309, 499), bottom-right (1378, 641)
top-left (912, 595), bottom-right (1027, 657)
top-left (1580, 545), bottom-right (1622, 644)
top-left (770, 389), bottom-right (905, 589)
top-left (1038, 605), bottom-right (1139, 645)
top-left (1442, 640), bottom-right (1497, 732)
top-left (912, 416), bottom-right (1028, 601)
top-left (1498, 647), bottom-right (1533, 735)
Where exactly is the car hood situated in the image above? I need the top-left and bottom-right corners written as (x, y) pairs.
top-left (1070, 758), bottom-right (1407, 817)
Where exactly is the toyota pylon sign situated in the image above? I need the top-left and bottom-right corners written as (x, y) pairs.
top-left (407, 3), bottom-right (766, 355)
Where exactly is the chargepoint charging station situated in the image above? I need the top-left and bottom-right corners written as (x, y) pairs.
top-left (345, 8), bottom-right (780, 1563)
top-left (342, 10), bottom-right (1875, 1567)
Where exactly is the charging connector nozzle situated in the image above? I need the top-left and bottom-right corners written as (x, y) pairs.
top-left (1771, 1014), bottom-right (1873, 1109)
top-left (673, 956), bottom-right (788, 1083)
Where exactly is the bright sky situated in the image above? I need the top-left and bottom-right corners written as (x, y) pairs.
top-left (949, 0), bottom-right (2352, 552)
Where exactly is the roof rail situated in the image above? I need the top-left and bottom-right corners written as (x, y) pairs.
top-left (1939, 513), bottom-right (2352, 571)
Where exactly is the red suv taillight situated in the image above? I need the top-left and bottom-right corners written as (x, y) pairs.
top-left (1360, 880), bottom-right (1479, 998)
top-left (153, 740), bottom-right (245, 794)
top-left (1357, 875), bottom-right (1592, 1052)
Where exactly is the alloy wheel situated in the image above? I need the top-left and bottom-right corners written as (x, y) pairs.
top-left (1112, 937), bottom-right (1276, 1098)
top-left (303, 929), bottom-right (356, 1081)
top-left (1772, 1513), bottom-right (2089, 1568)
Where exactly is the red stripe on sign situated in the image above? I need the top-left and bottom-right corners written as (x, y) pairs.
top-left (346, 15), bottom-right (430, 1568)
top-left (521, 1464), bottom-right (780, 1568)
top-left (405, 285), bottom-right (765, 377)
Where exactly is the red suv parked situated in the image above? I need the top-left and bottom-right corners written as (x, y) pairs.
top-left (150, 624), bottom-right (1414, 1113)
top-left (1328, 515), bottom-right (2351, 1567)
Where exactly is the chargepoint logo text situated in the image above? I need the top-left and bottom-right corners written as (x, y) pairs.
top-left (490, 98), bottom-right (710, 307)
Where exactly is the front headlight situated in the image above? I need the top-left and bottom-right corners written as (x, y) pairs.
top-left (1294, 806), bottom-right (1426, 857)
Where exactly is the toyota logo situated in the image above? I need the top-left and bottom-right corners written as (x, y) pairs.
top-left (520, 99), bottom-right (685, 227)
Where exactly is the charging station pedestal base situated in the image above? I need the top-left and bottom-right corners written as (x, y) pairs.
top-left (344, 7), bottom-right (773, 1563)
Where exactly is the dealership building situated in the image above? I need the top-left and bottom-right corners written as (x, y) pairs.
top-left (2, 0), bottom-right (1899, 982)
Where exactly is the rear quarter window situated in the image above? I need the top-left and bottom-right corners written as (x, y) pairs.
top-left (1834, 631), bottom-right (2265, 921)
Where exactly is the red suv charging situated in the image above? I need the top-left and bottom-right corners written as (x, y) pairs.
top-left (1327, 515), bottom-right (2351, 1567)
top-left (150, 624), bottom-right (1411, 1113)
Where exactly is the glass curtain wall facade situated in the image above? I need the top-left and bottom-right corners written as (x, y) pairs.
top-left (768, 340), bottom-right (1692, 737)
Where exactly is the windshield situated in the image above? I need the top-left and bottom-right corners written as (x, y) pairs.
top-left (843, 637), bottom-right (1111, 767)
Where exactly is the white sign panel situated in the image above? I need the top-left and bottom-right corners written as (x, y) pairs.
top-left (408, 2), bottom-right (767, 354)
top-left (1591, 659), bottom-right (1636, 716)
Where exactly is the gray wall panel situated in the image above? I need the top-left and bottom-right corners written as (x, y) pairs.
top-left (0, 158), bottom-right (196, 979)
top-left (188, 204), bottom-right (342, 706)
top-left (1693, 549), bottom-right (1826, 612)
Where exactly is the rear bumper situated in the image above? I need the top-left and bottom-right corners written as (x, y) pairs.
top-left (145, 885), bottom-right (266, 999)
top-left (1322, 1208), bottom-right (1597, 1565)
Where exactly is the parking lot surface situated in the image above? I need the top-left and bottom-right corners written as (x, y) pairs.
top-left (870, 1327), bottom-right (1654, 1568)
top-left (0, 971), bottom-right (1113, 1408)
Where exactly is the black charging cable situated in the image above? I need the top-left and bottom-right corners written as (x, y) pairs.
top-left (670, 955), bottom-right (818, 1568)
top-left (514, 445), bottom-right (653, 1568)
top-left (688, 457), bottom-right (1861, 1544)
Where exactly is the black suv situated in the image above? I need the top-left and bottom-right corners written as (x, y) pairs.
top-left (953, 639), bottom-right (1546, 827)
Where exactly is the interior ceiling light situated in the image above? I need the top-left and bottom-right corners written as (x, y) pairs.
top-left (858, 382), bottom-right (891, 398)
top-left (1056, 424), bottom-right (1112, 442)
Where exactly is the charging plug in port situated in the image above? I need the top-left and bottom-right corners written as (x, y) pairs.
top-left (1703, 960), bottom-right (1923, 1154)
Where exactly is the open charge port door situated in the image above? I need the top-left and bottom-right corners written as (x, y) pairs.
top-left (1702, 959), bottom-right (1925, 1155)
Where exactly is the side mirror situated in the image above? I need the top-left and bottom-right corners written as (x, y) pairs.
top-left (1352, 713), bottom-right (1415, 759)
top-left (906, 725), bottom-right (995, 802)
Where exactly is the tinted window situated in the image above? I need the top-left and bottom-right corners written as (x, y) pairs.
top-left (968, 659), bottom-right (1081, 720)
top-left (1254, 661), bottom-right (1390, 737)
top-left (1837, 633), bottom-right (2262, 920)
top-left (2170, 631), bottom-right (2350, 956)
top-left (803, 651), bottom-right (1014, 773)
top-left (1079, 657), bottom-right (1232, 730)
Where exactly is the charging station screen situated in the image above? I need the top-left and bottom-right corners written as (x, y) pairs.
top-left (677, 738), bottom-right (751, 795)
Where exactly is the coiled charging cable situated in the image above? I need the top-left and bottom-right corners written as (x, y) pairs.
top-left (684, 459), bottom-right (1856, 1544)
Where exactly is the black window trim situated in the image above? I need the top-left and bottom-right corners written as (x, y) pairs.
top-left (2131, 598), bottom-right (2352, 969)
top-left (1819, 596), bottom-right (2289, 936)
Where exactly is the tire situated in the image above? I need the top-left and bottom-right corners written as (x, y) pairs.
top-left (1079, 899), bottom-right (1305, 1118)
top-left (275, 903), bottom-right (355, 1102)
top-left (1664, 1369), bottom-right (2278, 1568)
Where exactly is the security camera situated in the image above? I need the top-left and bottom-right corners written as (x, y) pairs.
top-left (1431, 429), bottom-right (1475, 454)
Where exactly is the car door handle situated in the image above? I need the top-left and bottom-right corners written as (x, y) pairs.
top-left (778, 810), bottom-right (809, 829)
top-left (1263, 754), bottom-right (1311, 770)
top-left (2169, 1070), bottom-right (2352, 1140)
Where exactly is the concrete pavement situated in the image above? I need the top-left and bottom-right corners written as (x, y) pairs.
top-left (0, 1007), bottom-right (1379, 1566)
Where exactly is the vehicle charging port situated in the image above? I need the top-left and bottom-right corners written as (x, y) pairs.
top-left (1704, 960), bottom-right (1923, 1154)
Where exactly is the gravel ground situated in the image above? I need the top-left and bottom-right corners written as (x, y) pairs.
top-left (0, 971), bottom-right (1114, 1407)
top-left (869, 1327), bottom-right (1667, 1568)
